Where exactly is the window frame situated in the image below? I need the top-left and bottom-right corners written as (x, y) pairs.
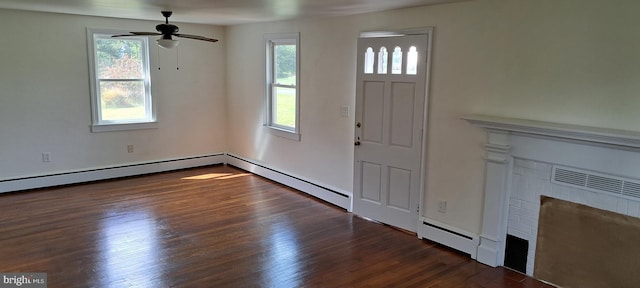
top-left (264, 32), bottom-right (301, 141)
top-left (87, 28), bottom-right (157, 132)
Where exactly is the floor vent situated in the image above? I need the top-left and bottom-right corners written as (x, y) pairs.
top-left (552, 166), bottom-right (640, 200)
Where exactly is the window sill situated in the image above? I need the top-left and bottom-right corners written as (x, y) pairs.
top-left (91, 121), bottom-right (158, 132)
top-left (265, 126), bottom-right (301, 141)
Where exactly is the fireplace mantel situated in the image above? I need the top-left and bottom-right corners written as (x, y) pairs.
top-left (463, 114), bottom-right (640, 269)
top-left (462, 114), bottom-right (640, 149)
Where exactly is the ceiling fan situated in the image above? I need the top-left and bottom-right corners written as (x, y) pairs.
top-left (113, 11), bottom-right (218, 49)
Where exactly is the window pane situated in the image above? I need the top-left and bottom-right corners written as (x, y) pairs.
top-left (364, 47), bottom-right (374, 74)
top-left (99, 81), bottom-right (146, 121)
top-left (392, 46), bottom-right (402, 75)
top-left (407, 46), bottom-right (418, 75)
top-left (96, 38), bottom-right (144, 79)
top-left (273, 86), bottom-right (296, 129)
top-left (377, 47), bottom-right (388, 74)
top-left (274, 44), bottom-right (296, 85)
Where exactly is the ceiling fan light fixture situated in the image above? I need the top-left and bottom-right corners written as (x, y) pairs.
top-left (157, 38), bottom-right (179, 49)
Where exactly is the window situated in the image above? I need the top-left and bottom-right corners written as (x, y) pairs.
top-left (87, 29), bottom-right (155, 132)
top-left (265, 33), bottom-right (300, 140)
top-left (392, 46), bottom-right (403, 74)
top-left (364, 47), bottom-right (375, 74)
top-left (377, 47), bottom-right (388, 74)
top-left (407, 46), bottom-right (418, 75)
top-left (362, 45), bottom-right (420, 76)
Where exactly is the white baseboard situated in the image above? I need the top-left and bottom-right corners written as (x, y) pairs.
top-left (2, 152), bottom-right (352, 211)
top-left (226, 153), bottom-right (351, 210)
top-left (419, 217), bottom-right (479, 259)
top-left (0, 153), bottom-right (226, 193)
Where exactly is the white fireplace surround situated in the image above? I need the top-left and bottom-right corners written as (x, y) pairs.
top-left (463, 115), bottom-right (640, 274)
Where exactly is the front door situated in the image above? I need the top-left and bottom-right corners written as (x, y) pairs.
top-left (353, 33), bottom-right (429, 232)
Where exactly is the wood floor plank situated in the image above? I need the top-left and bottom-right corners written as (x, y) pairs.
top-left (0, 164), bottom-right (546, 287)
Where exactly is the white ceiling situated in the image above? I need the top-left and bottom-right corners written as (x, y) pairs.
top-left (0, 0), bottom-right (463, 25)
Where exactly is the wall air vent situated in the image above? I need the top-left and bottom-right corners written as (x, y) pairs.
top-left (552, 166), bottom-right (640, 201)
top-left (586, 174), bottom-right (623, 194)
top-left (553, 168), bottom-right (587, 187)
top-left (622, 181), bottom-right (640, 199)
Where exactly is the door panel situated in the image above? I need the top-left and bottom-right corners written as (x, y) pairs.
top-left (362, 81), bottom-right (385, 144)
top-left (353, 34), bottom-right (429, 232)
top-left (388, 167), bottom-right (412, 210)
top-left (361, 162), bottom-right (382, 203)
top-left (390, 83), bottom-right (416, 148)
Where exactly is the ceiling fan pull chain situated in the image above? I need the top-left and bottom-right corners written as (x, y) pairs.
top-left (157, 45), bottom-right (161, 70)
top-left (176, 46), bottom-right (180, 70)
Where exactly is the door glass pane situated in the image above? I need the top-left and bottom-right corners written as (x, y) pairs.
top-left (274, 44), bottom-right (296, 85)
top-left (364, 47), bottom-right (374, 74)
top-left (99, 81), bottom-right (146, 121)
top-left (377, 47), bottom-right (388, 74)
top-left (407, 46), bottom-right (418, 75)
top-left (273, 86), bottom-right (296, 129)
top-left (392, 46), bottom-right (403, 75)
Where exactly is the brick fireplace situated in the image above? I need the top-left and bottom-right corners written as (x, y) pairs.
top-left (463, 115), bottom-right (640, 278)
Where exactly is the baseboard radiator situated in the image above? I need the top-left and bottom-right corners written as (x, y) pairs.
top-left (225, 153), bottom-right (351, 211)
top-left (0, 152), bottom-right (352, 212)
top-left (419, 217), bottom-right (479, 259)
top-left (0, 154), bottom-right (226, 193)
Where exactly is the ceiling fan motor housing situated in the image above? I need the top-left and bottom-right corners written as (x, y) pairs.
top-left (156, 23), bottom-right (179, 39)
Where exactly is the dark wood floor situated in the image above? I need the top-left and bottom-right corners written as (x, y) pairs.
top-left (0, 165), bottom-right (551, 287)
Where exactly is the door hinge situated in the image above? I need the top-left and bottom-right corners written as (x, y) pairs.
top-left (416, 204), bottom-right (420, 213)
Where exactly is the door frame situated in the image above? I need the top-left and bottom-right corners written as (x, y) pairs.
top-left (352, 27), bottom-right (434, 229)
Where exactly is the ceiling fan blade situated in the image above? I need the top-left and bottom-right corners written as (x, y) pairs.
top-left (112, 32), bottom-right (162, 38)
top-left (130, 32), bottom-right (163, 35)
top-left (174, 33), bottom-right (219, 43)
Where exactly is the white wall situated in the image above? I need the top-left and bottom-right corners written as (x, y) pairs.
top-left (225, 18), bottom-right (359, 196)
top-left (493, 0), bottom-right (640, 130)
top-left (225, 0), bottom-right (640, 233)
top-left (0, 9), bottom-right (227, 179)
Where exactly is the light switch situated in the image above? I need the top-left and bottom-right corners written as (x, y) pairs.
top-left (340, 105), bottom-right (350, 118)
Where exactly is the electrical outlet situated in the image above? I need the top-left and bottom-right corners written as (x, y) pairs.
top-left (127, 145), bottom-right (134, 153)
top-left (42, 152), bottom-right (51, 163)
top-left (438, 200), bottom-right (447, 213)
